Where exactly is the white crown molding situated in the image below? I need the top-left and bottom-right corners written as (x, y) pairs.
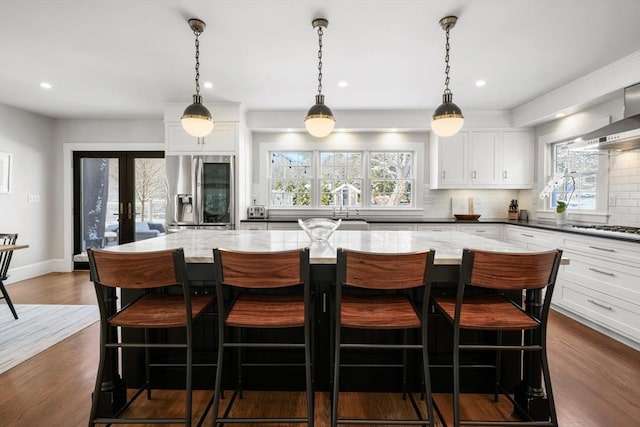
top-left (512, 50), bottom-right (640, 127)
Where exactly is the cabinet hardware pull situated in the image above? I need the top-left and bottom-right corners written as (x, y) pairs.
top-left (472, 170), bottom-right (477, 179)
top-left (521, 233), bottom-right (534, 238)
top-left (475, 230), bottom-right (486, 233)
top-left (588, 245), bottom-right (616, 253)
top-left (587, 299), bottom-right (613, 311)
top-left (322, 293), bottom-right (327, 313)
top-left (442, 171), bottom-right (446, 179)
top-left (503, 170), bottom-right (508, 179)
top-left (588, 267), bottom-right (616, 277)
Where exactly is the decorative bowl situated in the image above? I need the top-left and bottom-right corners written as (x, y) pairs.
top-left (298, 218), bottom-right (341, 241)
top-left (454, 214), bottom-right (481, 221)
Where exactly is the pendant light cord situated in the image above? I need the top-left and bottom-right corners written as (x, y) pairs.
top-left (443, 26), bottom-right (451, 95)
top-left (316, 26), bottom-right (324, 96)
top-left (194, 28), bottom-right (201, 96)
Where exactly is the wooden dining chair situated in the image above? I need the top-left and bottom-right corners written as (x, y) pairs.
top-left (87, 248), bottom-right (216, 427)
top-left (0, 233), bottom-right (19, 319)
top-left (332, 248), bottom-right (437, 426)
top-left (433, 248), bottom-right (563, 427)
top-left (211, 247), bottom-right (314, 426)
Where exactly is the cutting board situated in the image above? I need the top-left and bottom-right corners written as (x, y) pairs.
top-left (451, 197), bottom-right (476, 216)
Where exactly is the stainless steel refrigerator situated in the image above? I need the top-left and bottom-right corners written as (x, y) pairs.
top-left (166, 155), bottom-right (234, 229)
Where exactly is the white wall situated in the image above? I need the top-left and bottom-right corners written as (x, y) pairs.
top-left (518, 95), bottom-right (640, 226)
top-left (252, 131), bottom-right (520, 220)
top-left (54, 119), bottom-right (164, 271)
top-left (0, 104), bottom-right (54, 282)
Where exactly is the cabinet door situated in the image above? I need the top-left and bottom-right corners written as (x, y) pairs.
top-left (165, 122), bottom-right (237, 154)
top-left (470, 131), bottom-right (499, 186)
top-left (437, 132), bottom-right (468, 188)
top-left (501, 131), bottom-right (533, 188)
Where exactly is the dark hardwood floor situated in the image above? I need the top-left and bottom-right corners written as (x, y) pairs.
top-left (1, 272), bottom-right (639, 426)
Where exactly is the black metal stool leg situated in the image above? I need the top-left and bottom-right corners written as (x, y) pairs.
top-left (0, 282), bottom-right (18, 319)
top-left (495, 331), bottom-right (503, 402)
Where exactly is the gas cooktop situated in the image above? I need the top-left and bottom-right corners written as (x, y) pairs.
top-left (572, 224), bottom-right (640, 240)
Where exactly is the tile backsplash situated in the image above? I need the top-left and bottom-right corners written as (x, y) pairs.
top-left (608, 150), bottom-right (640, 226)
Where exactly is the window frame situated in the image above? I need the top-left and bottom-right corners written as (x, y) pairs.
top-left (544, 140), bottom-right (608, 214)
top-left (261, 138), bottom-right (424, 212)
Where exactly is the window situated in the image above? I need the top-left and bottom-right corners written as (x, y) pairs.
top-left (320, 152), bottom-right (362, 207)
top-left (268, 149), bottom-right (416, 208)
top-left (370, 152), bottom-right (413, 206)
top-left (269, 152), bottom-right (312, 206)
top-left (550, 141), bottom-right (602, 211)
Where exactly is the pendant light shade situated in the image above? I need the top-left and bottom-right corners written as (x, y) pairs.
top-left (181, 18), bottom-right (213, 138)
top-left (182, 94), bottom-right (214, 137)
top-left (305, 94), bottom-right (335, 138)
top-left (305, 18), bottom-right (335, 138)
top-left (432, 16), bottom-right (464, 138)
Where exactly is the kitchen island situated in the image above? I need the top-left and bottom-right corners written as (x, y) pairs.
top-left (98, 229), bottom-right (560, 421)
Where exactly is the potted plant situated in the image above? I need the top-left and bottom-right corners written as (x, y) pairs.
top-left (540, 173), bottom-right (575, 225)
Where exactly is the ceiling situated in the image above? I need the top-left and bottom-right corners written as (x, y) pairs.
top-left (1, 0), bottom-right (640, 122)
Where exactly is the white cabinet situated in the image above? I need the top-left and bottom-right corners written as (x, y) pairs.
top-left (414, 224), bottom-right (457, 232)
top-left (469, 131), bottom-right (500, 186)
top-left (267, 222), bottom-right (301, 230)
top-left (430, 129), bottom-right (533, 189)
top-left (431, 132), bottom-right (468, 187)
top-left (501, 131), bottom-right (533, 188)
top-left (504, 225), bottom-right (558, 251)
top-left (457, 223), bottom-right (502, 240)
top-left (165, 122), bottom-right (237, 154)
top-left (369, 223), bottom-right (416, 231)
top-left (554, 233), bottom-right (640, 347)
top-left (238, 222), bottom-right (268, 230)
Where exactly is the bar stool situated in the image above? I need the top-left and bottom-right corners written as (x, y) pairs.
top-left (0, 233), bottom-right (19, 319)
top-left (433, 248), bottom-right (562, 427)
top-left (332, 248), bottom-right (436, 426)
top-left (211, 247), bottom-right (313, 425)
top-left (87, 248), bottom-right (215, 426)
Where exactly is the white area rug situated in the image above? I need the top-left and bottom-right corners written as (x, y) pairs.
top-left (0, 304), bottom-right (99, 374)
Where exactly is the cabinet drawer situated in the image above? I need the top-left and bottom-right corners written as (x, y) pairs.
top-left (415, 224), bottom-right (457, 232)
top-left (371, 223), bottom-right (416, 231)
top-left (559, 251), bottom-right (640, 305)
top-left (239, 222), bottom-right (268, 230)
top-left (505, 226), bottom-right (557, 249)
top-left (558, 281), bottom-right (640, 342)
top-left (458, 224), bottom-right (501, 239)
top-left (562, 235), bottom-right (640, 266)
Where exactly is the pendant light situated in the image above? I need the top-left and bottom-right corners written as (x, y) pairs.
top-left (305, 18), bottom-right (335, 138)
top-left (181, 18), bottom-right (214, 138)
top-left (431, 16), bottom-right (464, 138)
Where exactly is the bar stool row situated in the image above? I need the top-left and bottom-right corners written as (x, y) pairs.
top-left (87, 246), bottom-right (563, 427)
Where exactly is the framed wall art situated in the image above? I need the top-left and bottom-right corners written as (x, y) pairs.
top-left (0, 152), bottom-right (11, 193)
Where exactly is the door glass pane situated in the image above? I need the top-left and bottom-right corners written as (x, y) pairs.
top-left (81, 158), bottom-right (119, 250)
top-left (134, 158), bottom-right (167, 241)
top-left (202, 162), bottom-right (231, 223)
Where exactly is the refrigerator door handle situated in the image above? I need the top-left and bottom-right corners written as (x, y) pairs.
top-left (194, 156), bottom-right (203, 225)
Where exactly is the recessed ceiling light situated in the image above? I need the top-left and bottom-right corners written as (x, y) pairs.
top-left (203, 81), bottom-right (213, 89)
top-left (40, 82), bottom-right (52, 89)
top-left (337, 81), bottom-right (348, 88)
top-left (555, 112), bottom-right (566, 118)
top-left (475, 80), bottom-right (487, 87)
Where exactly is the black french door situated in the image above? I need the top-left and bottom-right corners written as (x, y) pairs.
top-left (73, 151), bottom-right (165, 266)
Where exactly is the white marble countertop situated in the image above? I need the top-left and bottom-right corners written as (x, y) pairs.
top-left (88, 229), bottom-right (554, 265)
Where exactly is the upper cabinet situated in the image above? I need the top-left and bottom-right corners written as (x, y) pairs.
top-left (430, 129), bottom-right (533, 189)
top-left (163, 102), bottom-right (242, 155)
top-left (165, 122), bottom-right (237, 154)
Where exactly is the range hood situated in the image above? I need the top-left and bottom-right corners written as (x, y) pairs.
top-left (573, 83), bottom-right (640, 151)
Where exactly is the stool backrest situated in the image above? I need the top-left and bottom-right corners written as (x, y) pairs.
top-left (213, 248), bottom-right (308, 289)
top-left (88, 249), bottom-right (184, 289)
top-left (0, 233), bottom-right (18, 281)
top-left (462, 249), bottom-right (562, 291)
top-left (337, 248), bottom-right (435, 290)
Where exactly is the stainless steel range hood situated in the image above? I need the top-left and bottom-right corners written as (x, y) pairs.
top-left (574, 83), bottom-right (640, 151)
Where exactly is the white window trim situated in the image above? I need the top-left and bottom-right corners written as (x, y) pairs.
top-left (259, 138), bottom-right (424, 216)
top-left (537, 134), bottom-right (609, 223)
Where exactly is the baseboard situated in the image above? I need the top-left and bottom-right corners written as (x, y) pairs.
top-left (5, 259), bottom-right (63, 284)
